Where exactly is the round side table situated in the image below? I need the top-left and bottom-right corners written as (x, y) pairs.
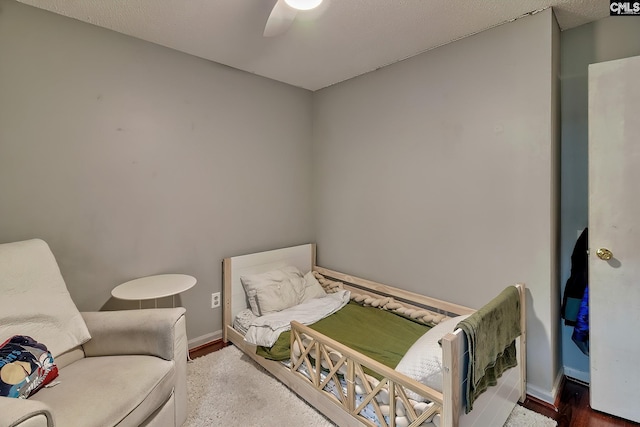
top-left (112, 274), bottom-right (197, 309)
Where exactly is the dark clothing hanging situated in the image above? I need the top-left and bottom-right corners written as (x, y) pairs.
top-left (561, 227), bottom-right (590, 356)
top-left (561, 228), bottom-right (588, 326)
top-left (572, 286), bottom-right (589, 356)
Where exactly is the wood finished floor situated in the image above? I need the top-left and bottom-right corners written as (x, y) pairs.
top-left (521, 378), bottom-right (639, 427)
top-left (189, 342), bottom-right (639, 427)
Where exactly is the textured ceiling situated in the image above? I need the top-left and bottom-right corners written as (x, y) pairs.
top-left (18, 0), bottom-right (608, 91)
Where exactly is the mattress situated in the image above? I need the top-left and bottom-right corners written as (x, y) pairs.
top-left (244, 301), bottom-right (431, 370)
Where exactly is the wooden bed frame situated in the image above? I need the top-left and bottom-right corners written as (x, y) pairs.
top-left (223, 244), bottom-right (526, 427)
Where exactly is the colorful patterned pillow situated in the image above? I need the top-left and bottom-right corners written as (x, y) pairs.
top-left (0, 335), bottom-right (58, 398)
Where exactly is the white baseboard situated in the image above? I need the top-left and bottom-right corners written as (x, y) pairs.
top-left (526, 384), bottom-right (554, 404)
top-left (564, 367), bottom-right (590, 384)
top-left (188, 330), bottom-right (222, 350)
top-left (526, 369), bottom-right (564, 405)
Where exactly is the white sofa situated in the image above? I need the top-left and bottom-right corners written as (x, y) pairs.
top-left (0, 239), bottom-right (187, 427)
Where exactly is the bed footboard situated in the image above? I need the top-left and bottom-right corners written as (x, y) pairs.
top-left (290, 321), bottom-right (444, 427)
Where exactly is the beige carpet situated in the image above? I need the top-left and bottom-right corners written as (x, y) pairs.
top-left (185, 345), bottom-right (556, 427)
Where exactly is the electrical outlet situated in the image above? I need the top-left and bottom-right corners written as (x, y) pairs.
top-left (211, 292), bottom-right (221, 308)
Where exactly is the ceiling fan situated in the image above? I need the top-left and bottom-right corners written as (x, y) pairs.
top-left (263, 0), bottom-right (323, 37)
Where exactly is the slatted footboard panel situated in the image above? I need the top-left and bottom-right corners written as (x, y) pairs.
top-left (290, 321), bottom-right (444, 427)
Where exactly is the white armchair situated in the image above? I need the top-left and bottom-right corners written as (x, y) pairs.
top-left (0, 239), bottom-right (187, 427)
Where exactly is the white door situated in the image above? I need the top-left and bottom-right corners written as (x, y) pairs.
top-left (588, 54), bottom-right (640, 423)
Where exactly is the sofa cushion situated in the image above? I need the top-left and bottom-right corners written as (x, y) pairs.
top-left (0, 239), bottom-right (91, 358)
top-left (31, 355), bottom-right (175, 427)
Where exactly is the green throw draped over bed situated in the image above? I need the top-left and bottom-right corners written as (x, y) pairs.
top-left (456, 286), bottom-right (521, 413)
top-left (257, 301), bottom-right (431, 370)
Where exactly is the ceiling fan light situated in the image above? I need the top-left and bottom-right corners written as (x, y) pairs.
top-left (284, 0), bottom-right (323, 11)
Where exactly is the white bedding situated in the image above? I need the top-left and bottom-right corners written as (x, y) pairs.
top-left (244, 289), bottom-right (350, 347)
top-left (233, 308), bottom-right (256, 335)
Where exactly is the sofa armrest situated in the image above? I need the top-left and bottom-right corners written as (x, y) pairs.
top-left (81, 308), bottom-right (186, 361)
top-left (81, 307), bottom-right (188, 425)
top-left (0, 397), bottom-right (54, 427)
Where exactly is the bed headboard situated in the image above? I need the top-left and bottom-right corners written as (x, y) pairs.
top-left (223, 243), bottom-right (316, 341)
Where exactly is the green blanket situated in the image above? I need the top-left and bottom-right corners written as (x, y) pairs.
top-left (456, 286), bottom-right (521, 413)
top-left (257, 301), bottom-right (430, 371)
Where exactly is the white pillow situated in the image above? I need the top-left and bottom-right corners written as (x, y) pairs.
top-left (240, 266), bottom-right (305, 316)
top-left (299, 271), bottom-right (327, 303)
top-left (395, 314), bottom-right (470, 401)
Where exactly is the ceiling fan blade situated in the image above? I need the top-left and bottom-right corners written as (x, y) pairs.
top-left (263, 0), bottom-right (297, 37)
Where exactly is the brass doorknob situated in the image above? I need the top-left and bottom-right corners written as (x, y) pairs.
top-left (597, 248), bottom-right (613, 261)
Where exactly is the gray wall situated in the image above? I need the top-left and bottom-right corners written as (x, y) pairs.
top-left (312, 9), bottom-right (561, 401)
top-left (0, 0), bottom-right (314, 347)
top-left (5, 0), bottom-right (623, 402)
top-left (560, 17), bottom-right (640, 383)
